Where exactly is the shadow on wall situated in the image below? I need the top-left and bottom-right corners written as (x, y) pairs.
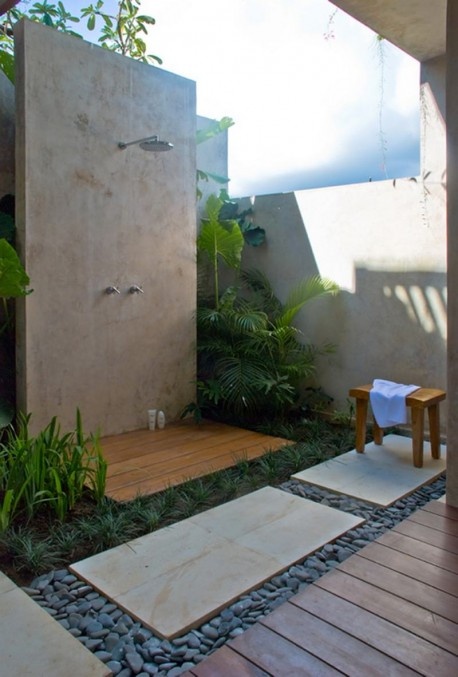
top-left (236, 192), bottom-right (320, 297)
top-left (311, 268), bottom-right (447, 411)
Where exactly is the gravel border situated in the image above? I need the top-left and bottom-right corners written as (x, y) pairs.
top-left (23, 474), bottom-right (446, 677)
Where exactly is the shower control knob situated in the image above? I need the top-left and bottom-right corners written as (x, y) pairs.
top-left (129, 285), bottom-right (144, 294)
top-left (105, 286), bottom-right (121, 294)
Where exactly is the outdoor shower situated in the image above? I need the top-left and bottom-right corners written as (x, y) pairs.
top-left (118, 135), bottom-right (173, 151)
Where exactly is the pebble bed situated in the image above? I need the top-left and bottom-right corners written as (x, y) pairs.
top-left (23, 474), bottom-right (446, 677)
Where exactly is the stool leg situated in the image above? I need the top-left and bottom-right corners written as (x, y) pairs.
top-left (355, 398), bottom-right (368, 453)
top-left (372, 416), bottom-right (383, 446)
top-left (411, 406), bottom-right (424, 468)
top-left (428, 404), bottom-right (441, 460)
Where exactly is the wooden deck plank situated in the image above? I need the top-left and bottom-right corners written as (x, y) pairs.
top-left (339, 552), bottom-right (458, 623)
top-left (392, 519), bottom-right (458, 554)
top-left (421, 500), bottom-right (458, 521)
top-left (101, 420), bottom-right (289, 500)
top-left (106, 436), bottom-right (280, 480)
top-left (406, 509), bottom-right (458, 536)
top-left (184, 645), bottom-right (270, 676)
top-left (106, 440), bottom-right (282, 492)
top-left (228, 623), bottom-right (344, 676)
top-left (356, 542), bottom-right (458, 596)
top-left (260, 601), bottom-right (418, 676)
top-left (290, 585), bottom-right (458, 676)
top-left (375, 529), bottom-right (458, 574)
top-left (314, 569), bottom-right (458, 655)
top-left (102, 425), bottom-right (265, 461)
top-left (190, 502), bottom-right (457, 675)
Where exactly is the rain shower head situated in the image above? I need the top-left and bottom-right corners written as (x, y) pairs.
top-left (118, 135), bottom-right (173, 152)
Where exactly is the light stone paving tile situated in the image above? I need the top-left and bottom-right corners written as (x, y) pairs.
top-left (0, 571), bottom-right (17, 594)
top-left (438, 494), bottom-right (446, 503)
top-left (188, 485), bottom-right (310, 539)
top-left (0, 586), bottom-right (110, 676)
top-left (292, 434), bottom-right (446, 506)
top-left (71, 487), bottom-right (364, 639)
top-left (71, 520), bottom-right (225, 597)
top-left (113, 538), bottom-right (281, 639)
top-left (233, 499), bottom-right (364, 564)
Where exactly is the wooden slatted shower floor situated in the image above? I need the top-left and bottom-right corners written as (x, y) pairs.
top-left (184, 499), bottom-right (458, 676)
top-left (101, 419), bottom-right (290, 501)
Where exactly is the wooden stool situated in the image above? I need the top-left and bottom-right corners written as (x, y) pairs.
top-left (349, 384), bottom-right (446, 468)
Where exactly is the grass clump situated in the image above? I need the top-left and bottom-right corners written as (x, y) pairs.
top-left (0, 410), bottom-right (106, 532)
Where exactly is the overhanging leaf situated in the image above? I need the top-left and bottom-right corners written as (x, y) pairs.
top-left (0, 51), bottom-right (15, 84)
top-left (196, 117), bottom-right (235, 145)
top-left (243, 227), bottom-right (266, 247)
top-left (0, 238), bottom-right (30, 298)
top-left (198, 219), bottom-right (244, 271)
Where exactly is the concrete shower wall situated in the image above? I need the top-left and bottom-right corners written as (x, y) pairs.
top-left (15, 20), bottom-right (197, 435)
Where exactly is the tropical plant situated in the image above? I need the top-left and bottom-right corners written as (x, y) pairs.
top-left (0, 229), bottom-right (31, 429)
top-left (0, 1), bottom-right (160, 82)
top-left (81, 0), bottom-right (162, 64)
top-left (186, 194), bottom-right (339, 425)
top-left (0, 410), bottom-right (106, 531)
top-left (196, 117), bottom-right (235, 200)
top-left (218, 190), bottom-right (266, 247)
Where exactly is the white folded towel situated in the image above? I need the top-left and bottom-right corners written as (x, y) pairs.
top-left (370, 379), bottom-right (420, 428)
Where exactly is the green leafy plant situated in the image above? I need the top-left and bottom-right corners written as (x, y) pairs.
top-left (81, 0), bottom-right (162, 64)
top-left (2, 526), bottom-right (63, 573)
top-left (191, 200), bottom-right (339, 425)
top-left (0, 410), bottom-right (106, 531)
top-left (218, 190), bottom-right (266, 247)
top-left (197, 193), bottom-right (245, 308)
top-left (0, 230), bottom-right (31, 429)
top-left (196, 117), bottom-right (235, 199)
top-left (0, 1), bottom-right (160, 82)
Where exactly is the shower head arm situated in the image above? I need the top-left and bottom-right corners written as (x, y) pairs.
top-left (118, 135), bottom-right (158, 149)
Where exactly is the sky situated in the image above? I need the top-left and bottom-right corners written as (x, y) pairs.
top-left (64, 0), bottom-right (421, 197)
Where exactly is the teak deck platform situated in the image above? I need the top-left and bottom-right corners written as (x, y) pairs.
top-left (101, 419), bottom-right (290, 501)
top-left (184, 499), bottom-right (458, 676)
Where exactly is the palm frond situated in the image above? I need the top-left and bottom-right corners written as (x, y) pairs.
top-left (240, 268), bottom-right (283, 318)
top-left (277, 275), bottom-right (339, 327)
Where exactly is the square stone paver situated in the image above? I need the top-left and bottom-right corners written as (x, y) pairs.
top-left (0, 575), bottom-right (110, 676)
top-left (292, 434), bottom-right (446, 507)
top-left (71, 486), bottom-right (363, 639)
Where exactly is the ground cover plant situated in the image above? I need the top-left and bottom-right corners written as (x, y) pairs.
top-left (0, 410), bottom-right (106, 533)
top-left (0, 415), bottom-right (355, 585)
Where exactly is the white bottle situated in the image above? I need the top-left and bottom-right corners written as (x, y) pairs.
top-left (148, 409), bottom-right (157, 431)
top-left (157, 410), bottom-right (166, 429)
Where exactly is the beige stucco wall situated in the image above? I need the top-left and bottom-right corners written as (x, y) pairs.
top-left (420, 56), bottom-right (446, 185)
top-left (0, 69), bottom-right (15, 197)
top-left (14, 20), bottom-right (197, 435)
top-left (239, 180), bottom-right (446, 416)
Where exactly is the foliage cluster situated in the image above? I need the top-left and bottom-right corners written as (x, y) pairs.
top-left (0, 0), bottom-right (160, 82)
top-left (185, 194), bottom-right (339, 424)
top-left (0, 410), bottom-right (106, 532)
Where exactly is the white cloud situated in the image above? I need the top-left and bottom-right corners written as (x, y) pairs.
top-left (142, 1), bottom-right (420, 195)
